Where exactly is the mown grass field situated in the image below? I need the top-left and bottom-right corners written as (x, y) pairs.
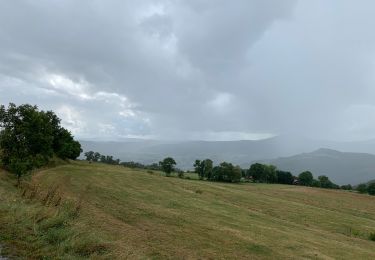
top-left (1, 161), bottom-right (375, 259)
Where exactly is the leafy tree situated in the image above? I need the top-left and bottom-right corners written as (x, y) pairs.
top-left (341, 184), bottom-right (353, 190)
top-left (146, 163), bottom-right (162, 171)
top-left (298, 171), bottom-right (314, 186)
top-left (8, 156), bottom-right (30, 185)
top-left (204, 159), bottom-right (214, 180)
top-left (84, 151), bottom-right (95, 161)
top-left (88, 153), bottom-right (120, 165)
top-left (211, 162), bottom-right (241, 183)
top-left (247, 163), bottom-right (277, 183)
top-left (194, 159), bottom-right (213, 180)
top-left (159, 157), bottom-right (176, 176)
top-left (54, 128), bottom-right (81, 159)
top-left (276, 170), bottom-right (294, 185)
top-left (48, 112), bottom-right (82, 159)
top-left (0, 104), bottom-right (53, 169)
top-left (232, 165), bottom-right (242, 183)
top-left (367, 183), bottom-right (375, 195)
top-left (0, 103), bottom-right (81, 182)
top-left (264, 165), bottom-right (277, 183)
top-left (100, 155), bottom-right (106, 163)
top-left (93, 152), bottom-right (101, 162)
top-left (247, 163), bottom-right (264, 182)
top-left (312, 179), bottom-right (321, 187)
top-left (356, 183), bottom-right (368, 194)
top-left (318, 175), bottom-right (334, 189)
top-left (121, 161), bottom-right (147, 169)
top-left (194, 160), bottom-right (204, 179)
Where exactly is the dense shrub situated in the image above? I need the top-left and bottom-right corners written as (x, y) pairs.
top-left (368, 183), bottom-right (375, 196)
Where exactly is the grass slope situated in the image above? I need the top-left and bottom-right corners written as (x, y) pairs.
top-left (1, 161), bottom-right (375, 259)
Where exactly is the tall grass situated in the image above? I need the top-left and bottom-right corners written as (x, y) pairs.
top-left (0, 171), bottom-right (110, 259)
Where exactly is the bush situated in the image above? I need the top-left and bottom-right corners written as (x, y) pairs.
top-left (367, 183), bottom-right (375, 196)
top-left (356, 183), bottom-right (368, 194)
top-left (369, 232), bottom-right (375, 241)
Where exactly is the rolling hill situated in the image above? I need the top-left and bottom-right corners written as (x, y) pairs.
top-left (264, 148), bottom-right (375, 185)
top-left (1, 161), bottom-right (375, 259)
top-left (80, 137), bottom-right (375, 185)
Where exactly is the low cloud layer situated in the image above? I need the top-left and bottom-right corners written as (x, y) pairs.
top-left (1, 0), bottom-right (375, 141)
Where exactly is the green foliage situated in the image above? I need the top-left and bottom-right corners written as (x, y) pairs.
top-left (0, 103), bottom-right (81, 180)
top-left (93, 152), bottom-right (101, 162)
top-left (55, 138), bottom-right (81, 160)
top-left (298, 171), bottom-right (314, 186)
top-left (369, 232), bottom-right (375, 241)
top-left (341, 184), bottom-right (353, 190)
top-left (211, 162), bottom-right (242, 183)
top-left (276, 170), bottom-right (294, 185)
top-left (84, 151), bottom-right (121, 165)
top-left (367, 183), bottom-right (375, 196)
top-left (318, 175), bottom-right (338, 189)
top-left (265, 165), bottom-right (277, 183)
top-left (8, 157), bottom-right (30, 183)
top-left (312, 179), bottom-right (321, 187)
top-left (159, 157), bottom-right (177, 176)
top-left (49, 114), bottom-right (82, 160)
top-left (356, 183), bottom-right (368, 194)
top-left (247, 163), bottom-right (263, 182)
top-left (194, 159), bottom-right (213, 180)
top-left (120, 161), bottom-right (162, 171)
top-left (247, 163), bottom-right (277, 183)
top-left (84, 151), bottom-right (95, 161)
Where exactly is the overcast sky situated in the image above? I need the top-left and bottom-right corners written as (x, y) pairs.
top-left (1, 0), bottom-right (375, 141)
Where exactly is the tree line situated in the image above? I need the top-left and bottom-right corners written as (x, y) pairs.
top-left (0, 103), bottom-right (82, 183)
top-left (83, 152), bottom-right (186, 174)
top-left (84, 151), bottom-right (160, 170)
top-left (84, 151), bottom-right (121, 165)
top-left (84, 149), bottom-right (375, 195)
top-left (84, 149), bottom-right (369, 193)
top-left (194, 160), bottom-right (341, 190)
top-left (356, 182), bottom-right (375, 196)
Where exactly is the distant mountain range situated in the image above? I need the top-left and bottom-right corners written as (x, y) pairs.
top-left (80, 136), bottom-right (375, 185)
top-left (262, 148), bottom-right (375, 185)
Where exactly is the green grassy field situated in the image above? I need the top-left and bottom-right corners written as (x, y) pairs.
top-left (1, 161), bottom-right (375, 259)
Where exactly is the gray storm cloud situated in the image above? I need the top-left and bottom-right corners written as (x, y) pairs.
top-left (0, 0), bottom-right (375, 141)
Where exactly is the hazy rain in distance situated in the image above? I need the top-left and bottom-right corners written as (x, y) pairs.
top-left (0, 0), bottom-right (375, 142)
